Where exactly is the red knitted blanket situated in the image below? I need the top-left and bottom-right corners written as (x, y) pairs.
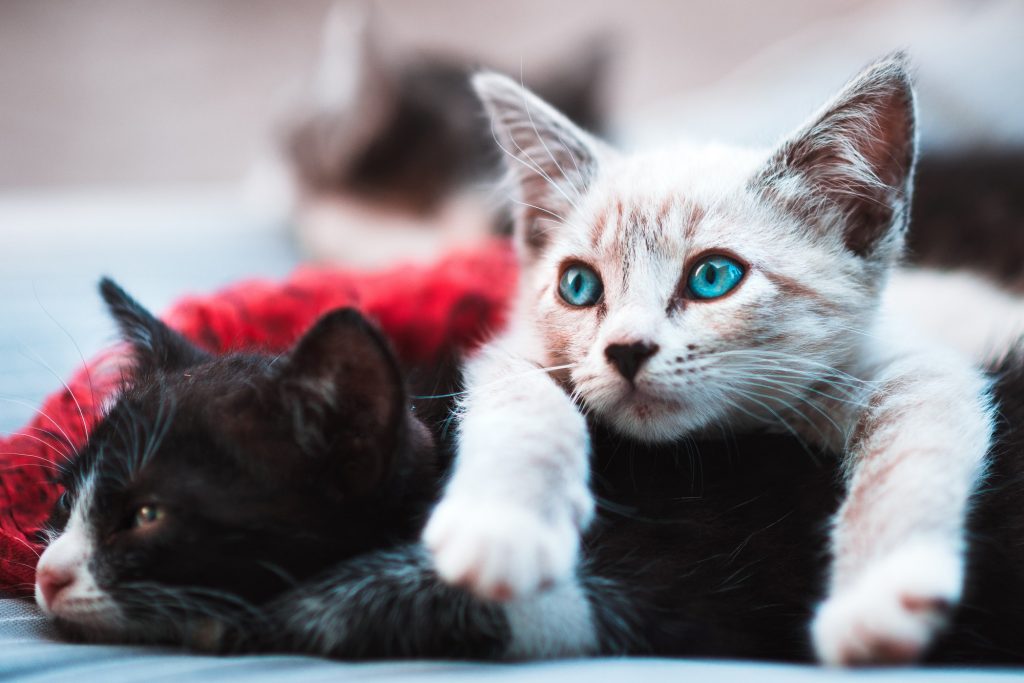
top-left (0, 239), bottom-right (516, 596)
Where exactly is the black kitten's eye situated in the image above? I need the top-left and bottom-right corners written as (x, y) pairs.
top-left (56, 491), bottom-right (71, 512)
top-left (133, 504), bottom-right (166, 529)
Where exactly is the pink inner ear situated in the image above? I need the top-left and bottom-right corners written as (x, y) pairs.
top-left (475, 73), bottom-right (602, 256)
top-left (839, 84), bottom-right (915, 191)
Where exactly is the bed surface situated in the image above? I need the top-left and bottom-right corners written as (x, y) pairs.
top-left (2, 598), bottom-right (1021, 683)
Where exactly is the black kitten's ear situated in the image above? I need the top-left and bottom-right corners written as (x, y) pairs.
top-left (280, 308), bottom-right (406, 497)
top-left (473, 72), bottom-right (610, 259)
top-left (756, 54), bottom-right (917, 260)
top-left (99, 278), bottom-right (209, 373)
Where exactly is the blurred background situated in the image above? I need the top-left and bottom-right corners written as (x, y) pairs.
top-left (1, 0), bottom-right (1021, 431)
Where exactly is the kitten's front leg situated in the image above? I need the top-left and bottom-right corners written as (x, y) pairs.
top-left (812, 349), bottom-right (993, 665)
top-left (423, 331), bottom-right (592, 601)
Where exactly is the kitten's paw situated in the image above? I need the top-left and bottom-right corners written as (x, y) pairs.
top-left (812, 540), bottom-right (961, 666)
top-left (422, 499), bottom-right (579, 602)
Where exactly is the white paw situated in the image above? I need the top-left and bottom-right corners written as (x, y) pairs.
top-left (812, 540), bottom-right (962, 666)
top-left (422, 499), bottom-right (579, 602)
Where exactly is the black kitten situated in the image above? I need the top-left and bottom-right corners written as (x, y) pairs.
top-left (34, 279), bottom-right (437, 648)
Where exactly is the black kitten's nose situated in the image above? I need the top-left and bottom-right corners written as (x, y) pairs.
top-left (604, 341), bottom-right (659, 382)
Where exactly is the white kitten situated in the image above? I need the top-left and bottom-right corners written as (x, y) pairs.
top-left (423, 55), bottom-right (994, 666)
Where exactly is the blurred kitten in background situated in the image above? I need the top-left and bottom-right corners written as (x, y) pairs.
top-left (251, 1), bottom-right (610, 267)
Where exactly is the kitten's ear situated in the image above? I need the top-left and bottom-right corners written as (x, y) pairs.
top-left (280, 308), bottom-right (406, 498)
top-left (99, 278), bottom-right (209, 373)
top-left (473, 72), bottom-right (607, 257)
top-left (313, 0), bottom-right (387, 111)
top-left (287, 1), bottom-right (394, 189)
top-left (756, 54), bottom-right (917, 259)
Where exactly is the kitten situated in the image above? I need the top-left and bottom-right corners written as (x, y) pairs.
top-left (276, 1), bottom-right (608, 266)
top-left (36, 281), bottom-right (1024, 664)
top-left (34, 279), bottom-right (439, 647)
top-left (423, 54), bottom-right (996, 666)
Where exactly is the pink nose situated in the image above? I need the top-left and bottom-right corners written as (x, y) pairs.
top-left (37, 565), bottom-right (76, 608)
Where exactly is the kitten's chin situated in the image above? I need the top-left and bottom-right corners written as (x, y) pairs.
top-left (51, 604), bottom-right (131, 643)
top-left (597, 393), bottom-right (709, 444)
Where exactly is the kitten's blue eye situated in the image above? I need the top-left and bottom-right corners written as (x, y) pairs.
top-left (687, 255), bottom-right (745, 300)
top-left (558, 264), bottom-right (603, 307)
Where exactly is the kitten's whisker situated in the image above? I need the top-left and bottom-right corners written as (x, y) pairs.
top-left (724, 374), bottom-right (847, 441)
top-left (27, 425), bottom-right (76, 455)
top-left (727, 383), bottom-right (823, 447)
top-left (0, 396), bottom-right (79, 455)
top-left (488, 119), bottom-right (582, 219)
top-left (8, 533), bottom-right (42, 559)
top-left (518, 67), bottom-right (586, 204)
top-left (714, 392), bottom-right (783, 436)
top-left (31, 285), bottom-right (100, 428)
top-left (517, 68), bottom-right (579, 201)
top-left (0, 463), bottom-right (62, 477)
top-left (18, 345), bottom-right (91, 446)
top-left (2, 559), bottom-right (41, 572)
top-left (510, 199), bottom-right (587, 234)
top-left (703, 361), bottom-right (867, 402)
top-left (0, 450), bottom-right (65, 471)
top-left (724, 387), bottom-right (821, 464)
top-left (502, 120), bottom-right (584, 214)
top-left (15, 431), bottom-right (74, 466)
top-left (412, 362), bottom-right (578, 400)
top-left (10, 583), bottom-right (40, 592)
top-left (717, 363), bottom-right (868, 403)
top-left (831, 323), bottom-right (882, 340)
top-left (137, 385), bottom-right (175, 471)
top-left (708, 351), bottom-right (876, 388)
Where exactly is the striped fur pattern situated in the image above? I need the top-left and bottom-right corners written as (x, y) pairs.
top-left (425, 55), bottom-right (997, 666)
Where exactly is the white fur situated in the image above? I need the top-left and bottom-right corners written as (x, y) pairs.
top-left (35, 477), bottom-right (120, 625)
top-left (426, 60), bottom-right (996, 666)
top-left (812, 537), bottom-right (962, 666)
top-left (504, 576), bottom-right (599, 659)
top-left (884, 268), bottom-right (1024, 361)
top-left (423, 328), bottom-right (593, 600)
top-left (296, 192), bottom-right (493, 267)
top-left (315, 0), bottom-right (373, 110)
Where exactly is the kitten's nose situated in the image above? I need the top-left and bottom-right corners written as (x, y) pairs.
top-left (36, 564), bottom-right (76, 609)
top-left (604, 341), bottom-right (659, 382)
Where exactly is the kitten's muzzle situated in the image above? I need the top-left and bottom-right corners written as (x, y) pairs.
top-left (36, 564), bottom-right (76, 610)
top-left (604, 341), bottom-right (659, 383)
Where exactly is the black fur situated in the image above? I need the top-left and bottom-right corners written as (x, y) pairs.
top-left (46, 280), bottom-right (438, 646)
top-left (907, 150), bottom-right (1024, 288)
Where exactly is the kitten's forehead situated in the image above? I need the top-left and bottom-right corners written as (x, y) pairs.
top-left (553, 144), bottom-right (776, 278)
top-left (601, 142), bottom-right (767, 202)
